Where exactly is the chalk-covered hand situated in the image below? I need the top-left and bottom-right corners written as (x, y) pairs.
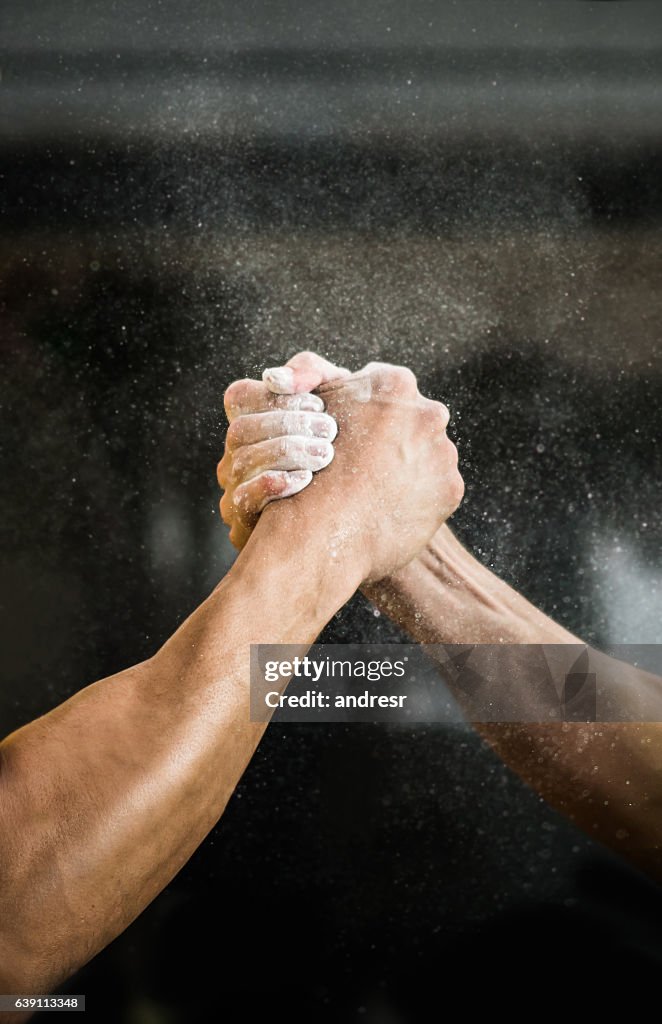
top-left (219, 351), bottom-right (464, 583)
top-left (218, 354), bottom-right (347, 549)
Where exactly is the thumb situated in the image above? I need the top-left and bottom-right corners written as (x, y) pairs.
top-left (263, 351), bottom-right (350, 394)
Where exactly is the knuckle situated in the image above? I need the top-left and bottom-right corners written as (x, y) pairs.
top-left (419, 404), bottom-right (439, 428)
top-left (233, 483), bottom-right (250, 513)
top-left (420, 399), bottom-right (450, 432)
top-left (233, 483), bottom-right (260, 526)
top-left (362, 361), bottom-right (389, 384)
top-left (370, 363), bottom-right (418, 395)
top-left (216, 455), bottom-right (229, 487)
top-left (219, 493), bottom-right (233, 525)
top-left (223, 378), bottom-right (252, 412)
top-left (453, 472), bottom-right (465, 504)
top-left (293, 349), bottom-right (318, 366)
top-left (440, 435), bottom-right (457, 466)
top-left (449, 465), bottom-right (465, 504)
top-left (435, 400), bottom-right (451, 430)
top-left (230, 446), bottom-right (249, 481)
top-left (225, 419), bottom-right (244, 449)
top-left (395, 365), bottom-right (418, 389)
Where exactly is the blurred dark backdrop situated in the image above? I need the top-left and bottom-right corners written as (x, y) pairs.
top-left (1, 2), bottom-right (662, 1020)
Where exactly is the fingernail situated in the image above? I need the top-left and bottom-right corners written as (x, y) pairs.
top-left (307, 441), bottom-right (332, 458)
top-left (263, 367), bottom-right (295, 393)
top-left (297, 394), bottom-right (325, 412)
top-left (312, 415), bottom-right (338, 440)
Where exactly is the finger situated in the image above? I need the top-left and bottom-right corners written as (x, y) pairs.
top-left (226, 410), bottom-right (337, 450)
top-left (233, 469), bottom-right (313, 527)
top-left (224, 378), bottom-right (325, 420)
top-left (421, 395), bottom-right (451, 432)
top-left (262, 351), bottom-right (351, 394)
top-left (219, 488), bottom-right (234, 527)
top-left (231, 436), bottom-right (334, 484)
top-left (229, 519), bottom-right (251, 551)
top-left (217, 451), bottom-right (232, 489)
top-left (363, 363), bottom-right (419, 397)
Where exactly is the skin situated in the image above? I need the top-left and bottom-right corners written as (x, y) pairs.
top-left (219, 356), bottom-right (462, 579)
top-left (224, 351), bottom-right (662, 880)
top-left (0, 359), bottom-right (462, 1009)
top-left (366, 527), bottom-right (662, 878)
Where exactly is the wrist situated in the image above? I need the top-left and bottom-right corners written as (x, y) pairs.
top-left (363, 525), bottom-right (575, 645)
top-left (234, 493), bottom-right (366, 620)
top-left (361, 526), bottom-right (450, 604)
top-left (259, 478), bottom-right (373, 583)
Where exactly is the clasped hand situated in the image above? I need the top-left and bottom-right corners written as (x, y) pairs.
top-left (218, 351), bottom-right (463, 583)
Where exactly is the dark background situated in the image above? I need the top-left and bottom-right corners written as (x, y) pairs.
top-left (1, 2), bottom-right (662, 1020)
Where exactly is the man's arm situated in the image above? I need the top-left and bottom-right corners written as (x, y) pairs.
top-left (227, 352), bottom-right (662, 879)
top-left (365, 526), bottom-right (662, 878)
top-left (0, 358), bottom-right (461, 999)
top-left (0, 506), bottom-right (362, 996)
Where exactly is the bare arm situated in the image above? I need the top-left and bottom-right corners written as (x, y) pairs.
top-left (0, 505), bottom-right (362, 996)
top-left (224, 352), bottom-right (662, 880)
top-left (0, 357), bottom-right (460, 1002)
top-left (365, 526), bottom-right (662, 879)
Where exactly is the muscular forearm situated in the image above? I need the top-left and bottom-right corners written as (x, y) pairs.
top-left (0, 503), bottom-right (361, 994)
top-left (365, 525), bottom-right (575, 645)
top-left (366, 526), bottom-right (662, 877)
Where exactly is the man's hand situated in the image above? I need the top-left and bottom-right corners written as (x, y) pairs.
top-left (218, 352), bottom-right (463, 583)
top-left (218, 376), bottom-right (339, 550)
